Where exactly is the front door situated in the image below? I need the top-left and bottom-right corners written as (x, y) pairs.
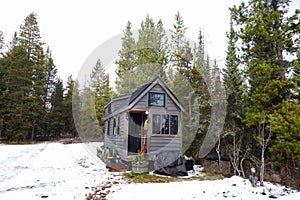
top-left (128, 112), bottom-right (143, 154)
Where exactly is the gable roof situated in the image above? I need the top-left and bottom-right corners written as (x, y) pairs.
top-left (129, 81), bottom-right (152, 105)
top-left (128, 77), bottom-right (184, 111)
top-left (105, 77), bottom-right (185, 120)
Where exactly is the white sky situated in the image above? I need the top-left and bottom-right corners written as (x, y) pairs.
top-left (0, 0), bottom-right (298, 84)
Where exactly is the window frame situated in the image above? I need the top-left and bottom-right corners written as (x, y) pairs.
top-left (107, 118), bottom-right (111, 136)
top-left (170, 115), bottom-right (178, 135)
top-left (113, 118), bottom-right (116, 135)
top-left (152, 114), bottom-right (178, 135)
top-left (148, 92), bottom-right (166, 107)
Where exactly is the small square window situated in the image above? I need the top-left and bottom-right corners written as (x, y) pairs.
top-left (149, 92), bottom-right (165, 107)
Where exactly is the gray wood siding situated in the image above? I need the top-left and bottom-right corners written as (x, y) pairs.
top-left (150, 84), bottom-right (164, 93)
top-left (104, 112), bottom-right (128, 158)
top-left (111, 98), bottom-right (129, 113)
top-left (131, 95), bottom-right (147, 110)
top-left (167, 96), bottom-right (180, 111)
top-left (149, 135), bottom-right (181, 153)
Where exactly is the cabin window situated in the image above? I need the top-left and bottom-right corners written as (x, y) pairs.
top-left (152, 114), bottom-right (161, 134)
top-left (170, 115), bottom-right (178, 135)
top-left (117, 116), bottom-right (120, 135)
top-left (161, 115), bottom-right (169, 134)
top-left (152, 114), bottom-right (178, 135)
top-left (148, 92), bottom-right (165, 107)
top-left (107, 118), bottom-right (111, 136)
top-left (113, 119), bottom-right (116, 135)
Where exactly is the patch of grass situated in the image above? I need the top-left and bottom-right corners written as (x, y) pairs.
top-left (123, 172), bottom-right (222, 183)
top-left (3, 140), bottom-right (37, 145)
top-left (124, 172), bottom-right (179, 183)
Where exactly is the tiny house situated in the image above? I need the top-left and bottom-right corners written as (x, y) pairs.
top-left (104, 77), bottom-right (184, 160)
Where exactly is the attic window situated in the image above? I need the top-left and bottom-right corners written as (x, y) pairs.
top-left (148, 92), bottom-right (165, 107)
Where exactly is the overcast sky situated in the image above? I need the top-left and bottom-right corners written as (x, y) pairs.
top-left (1, 0), bottom-right (298, 84)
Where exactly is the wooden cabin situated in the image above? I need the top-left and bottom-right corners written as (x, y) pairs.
top-left (104, 77), bottom-right (184, 160)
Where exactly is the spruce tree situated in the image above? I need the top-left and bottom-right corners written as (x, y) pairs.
top-left (71, 79), bottom-right (81, 137)
top-left (0, 30), bottom-right (5, 138)
top-left (134, 16), bottom-right (168, 85)
top-left (222, 16), bottom-right (246, 176)
top-left (170, 11), bottom-right (187, 72)
top-left (0, 31), bottom-right (4, 51)
top-left (182, 30), bottom-right (211, 159)
top-left (90, 59), bottom-right (112, 139)
top-left (64, 75), bottom-right (78, 137)
top-left (269, 101), bottom-right (300, 168)
top-left (231, 0), bottom-right (300, 181)
top-left (79, 86), bottom-right (100, 140)
top-left (48, 79), bottom-right (65, 138)
top-left (115, 21), bottom-right (136, 95)
top-left (1, 44), bottom-right (30, 140)
top-left (18, 12), bottom-right (46, 140)
top-left (115, 16), bottom-right (169, 95)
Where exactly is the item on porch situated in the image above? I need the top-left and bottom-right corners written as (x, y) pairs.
top-left (154, 151), bottom-right (188, 176)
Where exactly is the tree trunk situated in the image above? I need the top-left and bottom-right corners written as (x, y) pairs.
top-left (216, 135), bottom-right (222, 174)
top-left (31, 125), bottom-right (35, 141)
top-left (260, 148), bottom-right (265, 185)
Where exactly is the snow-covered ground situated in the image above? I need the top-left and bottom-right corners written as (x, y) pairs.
top-left (0, 142), bottom-right (299, 200)
top-left (0, 142), bottom-right (123, 199)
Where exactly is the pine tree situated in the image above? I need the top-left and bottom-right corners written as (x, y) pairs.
top-left (79, 86), bottom-right (100, 140)
top-left (222, 16), bottom-right (247, 176)
top-left (1, 44), bottom-right (30, 140)
top-left (115, 16), bottom-right (169, 95)
top-left (48, 79), bottom-right (65, 138)
top-left (182, 30), bottom-right (212, 159)
top-left (17, 12), bottom-right (46, 140)
top-left (0, 31), bottom-right (4, 51)
top-left (231, 0), bottom-right (300, 181)
top-left (42, 47), bottom-right (58, 138)
top-left (115, 21), bottom-right (136, 95)
top-left (90, 59), bottom-right (112, 139)
top-left (0, 13), bottom-right (63, 141)
top-left (269, 101), bottom-right (300, 168)
top-left (0, 30), bottom-right (5, 138)
top-left (64, 75), bottom-right (78, 137)
top-left (134, 16), bottom-right (168, 85)
top-left (71, 79), bottom-right (81, 137)
top-left (170, 11), bottom-right (187, 72)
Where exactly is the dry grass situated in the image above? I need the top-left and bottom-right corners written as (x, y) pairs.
top-left (123, 172), bottom-right (222, 184)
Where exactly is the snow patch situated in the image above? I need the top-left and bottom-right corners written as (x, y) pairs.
top-left (0, 142), bottom-right (299, 200)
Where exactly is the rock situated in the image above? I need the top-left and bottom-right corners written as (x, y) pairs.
top-left (101, 184), bottom-right (112, 190)
top-left (269, 194), bottom-right (278, 199)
